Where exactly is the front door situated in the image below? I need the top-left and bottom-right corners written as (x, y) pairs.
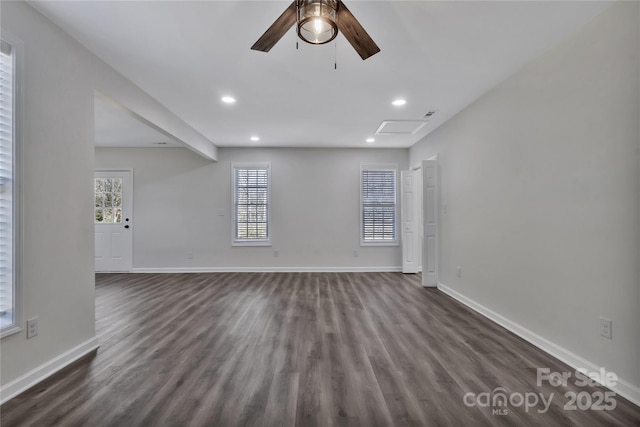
top-left (94, 170), bottom-right (133, 272)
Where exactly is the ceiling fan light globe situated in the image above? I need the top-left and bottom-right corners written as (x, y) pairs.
top-left (297, 0), bottom-right (338, 45)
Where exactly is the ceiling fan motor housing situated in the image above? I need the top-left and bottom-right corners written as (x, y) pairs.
top-left (297, 0), bottom-right (339, 45)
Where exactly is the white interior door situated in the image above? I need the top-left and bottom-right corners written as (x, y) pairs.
top-left (422, 159), bottom-right (438, 287)
top-left (401, 169), bottom-right (422, 273)
top-left (94, 170), bottom-right (133, 272)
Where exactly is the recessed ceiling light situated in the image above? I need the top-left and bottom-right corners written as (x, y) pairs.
top-left (366, 138), bottom-right (375, 143)
top-left (250, 136), bottom-right (260, 142)
top-left (392, 99), bottom-right (407, 106)
top-left (221, 96), bottom-right (236, 104)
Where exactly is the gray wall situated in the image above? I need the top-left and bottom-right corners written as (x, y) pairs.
top-left (0, 0), bottom-right (96, 387)
top-left (410, 2), bottom-right (639, 390)
top-left (95, 147), bottom-right (409, 270)
top-left (0, 1), bottom-right (213, 388)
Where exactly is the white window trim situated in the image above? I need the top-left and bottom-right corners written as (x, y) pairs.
top-left (231, 162), bottom-right (272, 247)
top-left (360, 163), bottom-right (399, 247)
top-left (1, 32), bottom-right (23, 339)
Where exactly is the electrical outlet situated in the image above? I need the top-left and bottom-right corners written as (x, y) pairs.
top-left (353, 250), bottom-right (359, 257)
top-left (187, 252), bottom-right (193, 259)
top-left (456, 266), bottom-right (462, 278)
top-left (27, 317), bottom-right (39, 339)
top-left (600, 317), bottom-right (612, 339)
top-left (273, 250), bottom-right (279, 258)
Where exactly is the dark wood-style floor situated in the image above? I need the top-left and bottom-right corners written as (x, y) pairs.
top-left (1, 272), bottom-right (638, 426)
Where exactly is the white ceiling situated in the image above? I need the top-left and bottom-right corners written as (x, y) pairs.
top-left (31, 1), bottom-right (611, 149)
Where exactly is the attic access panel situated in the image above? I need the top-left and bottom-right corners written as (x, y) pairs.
top-left (375, 120), bottom-right (428, 135)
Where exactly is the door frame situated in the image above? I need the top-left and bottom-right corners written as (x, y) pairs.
top-left (94, 169), bottom-right (134, 272)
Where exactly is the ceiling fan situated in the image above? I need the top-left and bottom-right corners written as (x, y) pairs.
top-left (251, 0), bottom-right (380, 60)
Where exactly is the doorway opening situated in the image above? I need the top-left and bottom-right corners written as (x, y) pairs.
top-left (401, 156), bottom-right (439, 287)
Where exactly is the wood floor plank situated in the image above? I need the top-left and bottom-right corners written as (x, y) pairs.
top-left (1, 272), bottom-right (638, 426)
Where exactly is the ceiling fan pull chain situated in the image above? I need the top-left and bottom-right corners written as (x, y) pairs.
top-left (334, 41), bottom-right (337, 70)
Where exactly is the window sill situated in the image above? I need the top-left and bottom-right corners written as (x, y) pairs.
top-left (360, 240), bottom-right (399, 247)
top-left (1, 324), bottom-right (22, 339)
top-left (232, 240), bottom-right (272, 247)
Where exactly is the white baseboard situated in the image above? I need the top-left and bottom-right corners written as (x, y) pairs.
top-left (131, 266), bottom-right (403, 273)
top-left (437, 283), bottom-right (640, 407)
top-left (0, 337), bottom-right (100, 405)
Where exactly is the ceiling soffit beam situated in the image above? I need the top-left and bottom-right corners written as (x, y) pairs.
top-left (94, 91), bottom-right (218, 161)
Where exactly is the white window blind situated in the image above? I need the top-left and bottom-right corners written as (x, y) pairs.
top-left (233, 164), bottom-right (270, 244)
top-left (0, 39), bottom-right (15, 330)
top-left (361, 167), bottom-right (397, 243)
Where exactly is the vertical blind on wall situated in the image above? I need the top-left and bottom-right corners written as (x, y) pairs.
top-left (361, 169), bottom-right (396, 241)
top-left (0, 40), bottom-right (14, 328)
top-left (234, 167), bottom-right (269, 241)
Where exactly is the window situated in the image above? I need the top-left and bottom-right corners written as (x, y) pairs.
top-left (1, 38), bottom-right (18, 336)
top-left (232, 163), bottom-right (270, 245)
top-left (361, 165), bottom-right (397, 245)
top-left (95, 177), bottom-right (123, 223)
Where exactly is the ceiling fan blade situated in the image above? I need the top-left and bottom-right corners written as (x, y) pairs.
top-left (335, 1), bottom-right (380, 60)
top-left (251, 2), bottom-right (298, 52)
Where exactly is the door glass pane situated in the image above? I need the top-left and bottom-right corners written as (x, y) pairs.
top-left (95, 175), bottom-right (124, 223)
